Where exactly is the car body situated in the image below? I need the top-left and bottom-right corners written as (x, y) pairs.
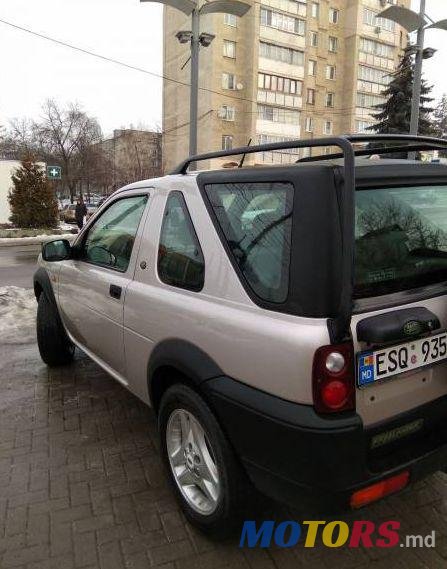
top-left (34, 135), bottom-right (447, 534)
top-left (61, 204), bottom-right (77, 223)
top-left (86, 204), bottom-right (98, 220)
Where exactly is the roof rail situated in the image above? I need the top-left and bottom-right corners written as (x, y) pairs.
top-left (170, 134), bottom-right (447, 175)
top-left (298, 134), bottom-right (447, 162)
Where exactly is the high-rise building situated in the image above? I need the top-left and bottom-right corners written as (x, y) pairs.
top-left (163, 0), bottom-right (410, 171)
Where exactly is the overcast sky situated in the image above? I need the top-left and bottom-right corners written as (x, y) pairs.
top-left (0, 0), bottom-right (446, 137)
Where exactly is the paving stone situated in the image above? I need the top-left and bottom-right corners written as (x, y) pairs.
top-left (1, 332), bottom-right (447, 569)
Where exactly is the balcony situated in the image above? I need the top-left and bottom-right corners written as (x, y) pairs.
top-left (257, 90), bottom-right (302, 109)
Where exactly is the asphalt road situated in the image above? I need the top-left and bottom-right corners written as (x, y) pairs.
top-left (0, 243), bottom-right (41, 289)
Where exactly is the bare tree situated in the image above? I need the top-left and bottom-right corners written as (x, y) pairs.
top-left (7, 100), bottom-right (102, 201)
top-left (32, 100), bottom-right (102, 201)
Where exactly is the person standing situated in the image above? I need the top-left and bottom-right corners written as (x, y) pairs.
top-left (75, 197), bottom-right (87, 230)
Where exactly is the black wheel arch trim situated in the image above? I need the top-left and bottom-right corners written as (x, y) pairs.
top-left (33, 267), bottom-right (57, 306)
top-left (147, 339), bottom-right (224, 406)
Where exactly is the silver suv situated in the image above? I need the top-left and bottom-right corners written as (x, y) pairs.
top-left (34, 135), bottom-right (447, 536)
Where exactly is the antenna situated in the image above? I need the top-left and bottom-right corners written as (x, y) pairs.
top-left (238, 138), bottom-right (252, 168)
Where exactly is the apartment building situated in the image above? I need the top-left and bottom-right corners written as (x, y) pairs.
top-left (163, 0), bottom-right (410, 171)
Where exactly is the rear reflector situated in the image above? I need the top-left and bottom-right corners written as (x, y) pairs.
top-left (350, 471), bottom-right (410, 509)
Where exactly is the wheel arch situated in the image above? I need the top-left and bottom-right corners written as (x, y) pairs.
top-left (33, 267), bottom-right (56, 304)
top-left (147, 339), bottom-right (223, 414)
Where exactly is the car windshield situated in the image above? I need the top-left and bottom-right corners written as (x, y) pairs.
top-left (355, 184), bottom-right (447, 298)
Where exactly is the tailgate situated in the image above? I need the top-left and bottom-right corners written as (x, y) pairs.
top-left (351, 180), bottom-right (447, 427)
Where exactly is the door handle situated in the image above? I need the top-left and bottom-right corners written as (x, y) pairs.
top-left (109, 284), bottom-right (122, 299)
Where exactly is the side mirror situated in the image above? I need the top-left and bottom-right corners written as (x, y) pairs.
top-left (42, 239), bottom-right (71, 262)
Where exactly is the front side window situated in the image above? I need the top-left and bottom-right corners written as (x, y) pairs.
top-left (205, 182), bottom-right (294, 303)
top-left (158, 192), bottom-right (204, 291)
top-left (355, 185), bottom-right (447, 298)
top-left (83, 195), bottom-right (148, 272)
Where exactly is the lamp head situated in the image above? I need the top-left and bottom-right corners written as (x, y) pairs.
top-left (199, 32), bottom-right (215, 47)
top-left (175, 30), bottom-right (193, 43)
top-left (423, 47), bottom-right (437, 59)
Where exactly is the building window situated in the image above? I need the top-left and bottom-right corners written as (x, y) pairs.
top-left (305, 117), bottom-right (314, 132)
top-left (356, 120), bottom-right (373, 133)
top-left (257, 104), bottom-right (301, 125)
top-left (324, 121), bottom-right (333, 135)
top-left (260, 8), bottom-right (306, 35)
top-left (311, 2), bottom-right (319, 18)
top-left (363, 8), bottom-right (395, 31)
top-left (222, 72), bottom-right (236, 90)
top-left (359, 38), bottom-right (394, 58)
top-left (328, 36), bottom-right (338, 53)
top-left (222, 135), bottom-right (233, 150)
top-left (158, 192), bottom-right (205, 292)
top-left (258, 73), bottom-right (303, 95)
top-left (326, 92), bottom-right (334, 107)
top-left (224, 13), bottom-right (237, 26)
top-left (258, 134), bottom-right (300, 155)
top-left (308, 59), bottom-right (317, 76)
top-left (259, 41), bottom-right (304, 66)
top-left (356, 93), bottom-right (384, 108)
top-left (329, 8), bottom-right (339, 24)
top-left (220, 105), bottom-right (235, 121)
top-left (306, 88), bottom-right (315, 105)
top-left (326, 65), bottom-right (336, 80)
top-left (310, 31), bottom-right (318, 47)
top-left (358, 65), bottom-right (391, 85)
top-left (223, 40), bottom-right (236, 58)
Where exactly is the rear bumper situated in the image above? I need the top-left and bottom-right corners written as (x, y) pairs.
top-left (203, 377), bottom-right (447, 510)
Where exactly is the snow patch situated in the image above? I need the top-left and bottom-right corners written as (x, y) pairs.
top-left (0, 286), bottom-right (36, 344)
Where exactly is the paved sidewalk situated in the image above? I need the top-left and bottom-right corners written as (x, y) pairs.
top-left (1, 309), bottom-right (447, 568)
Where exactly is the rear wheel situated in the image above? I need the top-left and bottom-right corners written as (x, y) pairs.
top-left (159, 383), bottom-right (250, 537)
top-left (36, 293), bottom-right (74, 366)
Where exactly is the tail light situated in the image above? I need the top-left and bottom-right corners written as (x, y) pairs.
top-left (312, 342), bottom-right (355, 413)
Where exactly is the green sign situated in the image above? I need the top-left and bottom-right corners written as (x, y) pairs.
top-left (47, 165), bottom-right (62, 180)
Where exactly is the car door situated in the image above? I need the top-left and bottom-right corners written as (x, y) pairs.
top-left (58, 192), bottom-right (149, 379)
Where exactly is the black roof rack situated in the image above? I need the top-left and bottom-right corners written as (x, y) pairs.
top-left (170, 134), bottom-right (447, 344)
top-left (170, 134), bottom-right (447, 175)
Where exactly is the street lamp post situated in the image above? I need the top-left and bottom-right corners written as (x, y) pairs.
top-left (379, 1), bottom-right (447, 136)
top-left (410, 0), bottom-right (426, 136)
top-left (141, 0), bottom-right (250, 168)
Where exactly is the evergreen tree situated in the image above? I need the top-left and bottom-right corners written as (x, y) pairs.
top-left (367, 52), bottom-right (436, 136)
top-left (8, 157), bottom-right (58, 228)
top-left (434, 94), bottom-right (447, 137)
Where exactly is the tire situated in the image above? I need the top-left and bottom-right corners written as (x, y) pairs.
top-left (36, 293), bottom-right (75, 366)
top-left (159, 383), bottom-right (251, 537)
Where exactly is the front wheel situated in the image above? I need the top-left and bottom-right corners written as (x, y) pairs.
top-left (36, 293), bottom-right (74, 366)
top-left (159, 383), bottom-right (251, 537)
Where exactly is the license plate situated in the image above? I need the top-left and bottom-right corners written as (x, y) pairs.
top-left (357, 331), bottom-right (447, 387)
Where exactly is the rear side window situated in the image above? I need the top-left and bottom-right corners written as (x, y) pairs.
top-left (355, 184), bottom-right (447, 298)
top-left (205, 182), bottom-right (294, 303)
top-left (158, 192), bottom-right (205, 291)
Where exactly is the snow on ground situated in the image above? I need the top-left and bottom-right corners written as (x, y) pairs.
top-left (0, 286), bottom-right (36, 344)
top-left (0, 233), bottom-right (76, 247)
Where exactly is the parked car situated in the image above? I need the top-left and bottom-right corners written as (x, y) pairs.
top-left (86, 204), bottom-right (98, 220)
top-left (34, 135), bottom-right (447, 536)
top-left (61, 204), bottom-right (77, 224)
